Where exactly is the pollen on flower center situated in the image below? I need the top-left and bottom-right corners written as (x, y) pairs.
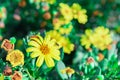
top-left (40, 44), bottom-right (50, 55)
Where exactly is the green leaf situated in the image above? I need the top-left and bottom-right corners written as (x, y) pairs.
top-left (56, 61), bottom-right (68, 80)
top-left (96, 75), bottom-right (104, 80)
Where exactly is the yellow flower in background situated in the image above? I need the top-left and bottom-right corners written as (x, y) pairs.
top-left (71, 3), bottom-right (81, 19)
top-left (77, 10), bottom-right (88, 24)
top-left (6, 50), bottom-right (24, 67)
top-left (47, 30), bottom-right (74, 54)
top-left (26, 35), bottom-right (60, 67)
top-left (0, 7), bottom-right (6, 20)
top-left (61, 67), bottom-right (75, 75)
top-left (92, 26), bottom-right (112, 50)
top-left (58, 37), bottom-right (74, 54)
top-left (71, 3), bottom-right (88, 24)
top-left (30, 0), bottom-right (56, 4)
top-left (45, 0), bottom-right (56, 4)
top-left (59, 24), bottom-right (73, 35)
top-left (46, 30), bottom-right (63, 45)
top-left (59, 3), bottom-right (73, 23)
top-left (52, 18), bottom-right (64, 30)
top-left (80, 29), bottom-right (93, 49)
top-left (80, 26), bottom-right (112, 50)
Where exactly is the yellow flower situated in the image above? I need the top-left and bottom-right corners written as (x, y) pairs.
top-left (52, 18), bottom-right (64, 30)
top-left (59, 24), bottom-right (73, 35)
top-left (80, 26), bottom-right (112, 50)
top-left (71, 3), bottom-right (81, 19)
top-left (59, 37), bottom-right (74, 54)
top-left (80, 29), bottom-right (93, 49)
top-left (77, 10), bottom-right (87, 24)
top-left (46, 30), bottom-right (74, 54)
top-left (59, 3), bottom-right (73, 23)
top-left (26, 35), bottom-right (60, 67)
top-left (0, 7), bottom-right (6, 20)
top-left (46, 30), bottom-right (62, 45)
top-left (61, 67), bottom-right (75, 75)
top-left (6, 50), bottom-right (24, 67)
top-left (92, 26), bottom-right (112, 50)
top-left (71, 3), bottom-right (88, 24)
top-left (30, 0), bottom-right (56, 4)
top-left (45, 0), bottom-right (56, 4)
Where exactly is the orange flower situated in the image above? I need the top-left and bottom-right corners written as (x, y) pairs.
top-left (11, 71), bottom-right (22, 80)
top-left (87, 57), bottom-right (94, 64)
top-left (1, 39), bottom-right (14, 52)
top-left (43, 12), bottom-right (51, 20)
top-left (98, 53), bottom-right (104, 61)
top-left (61, 67), bottom-right (75, 75)
top-left (3, 66), bottom-right (12, 76)
top-left (19, 0), bottom-right (26, 7)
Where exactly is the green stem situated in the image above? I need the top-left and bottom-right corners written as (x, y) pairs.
top-left (26, 69), bottom-right (34, 80)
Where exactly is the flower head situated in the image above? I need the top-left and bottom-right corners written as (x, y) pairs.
top-left (92, 26), bottom-right (112, 50)
top-left (71, 3), bottom-right (87, 24)
top-left (11, 71), bottom-right (22, 80)
top-left (80, 26), bottom-right (112, 50)
top-left (1, 39), bottom-right (14, 52)
top-left (3, 66), bottom-right (12, 76)
top-left (61, 67), bottom-right (75, 75)
top-left (98, 53), bottom-right (104, 61)
top-left (6, 50), bottom-right (24, 67)
top-left (59, 3), bottom-right (73, 23)
top-left (26, 34), bottom-right (61, 67)
top-left (86, 57), bottom-right (94, 64)
top-left (80, 29), bottom-right (93, 49)
top-left (46, 30), bottom-right (74, 54)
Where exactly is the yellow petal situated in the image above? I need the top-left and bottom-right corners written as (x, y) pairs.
top-left (26, 47), bottom-right (39, 53)
top-left (30, 51), bottom-right (41, 58)
top-left (28, 41), bottom-right (40, 47)
top-left (36, 54), bottom-right (44, 67)
top-left (37, 35), bottom-right (43, 43)
top-left (30, 38), bottom-right (42, 45)
top-left (50, 53), bottom-right (60, 61)
top-left (51, 49), bottom-right (60, 55)
top-left (44, 35), bottom-right (50, 44)
top-left (45, 55), bottom-right (55, 67)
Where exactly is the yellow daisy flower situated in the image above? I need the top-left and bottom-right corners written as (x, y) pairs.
top-left (77, 10), bottom-right (87, 24)
top-left (80, 29), bottom-right (93, 49)
top-left (6, 50), bottom-right (24, 67)
top-left (59, 3), bottom-right (73, 23)
top-left (92, 26), bottom-right (112, 50)
top-left (26, 35), bottom-right (61, 67)
top-left (46, 30), bottom-right (74, 54)
top-left (71, 3), bottom-right (81, 19)
top-left (59, 37), bottom-right (74, 54)
top-left (71, 3), bottom-right (88, 24)
top-left (80, 26), bottom-right (112, 50)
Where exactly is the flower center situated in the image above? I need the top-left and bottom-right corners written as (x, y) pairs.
top-left (40, 44), bottom-right (50, 55)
